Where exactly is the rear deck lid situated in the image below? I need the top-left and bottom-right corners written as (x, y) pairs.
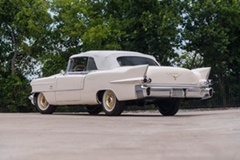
top-left (147, 66), bottom-right (198, 85)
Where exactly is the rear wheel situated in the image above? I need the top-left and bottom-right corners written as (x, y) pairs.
top-left (155, 99), bottom-right (180, 116)
top-left (102, 90), bottom-right (125, 116)
top-left (85, 105), bottom-right (102, 115)
top-left (35, 93), bottom-right (56, 114)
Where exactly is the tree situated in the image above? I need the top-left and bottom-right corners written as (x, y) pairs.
top-left (47, 0), bottom-right (182, 70)
top-left (0, 0), bottom-right (52, 111)
top-left (104, 0), bottom-right (182, 65)
top-left (174, 51), bottom-right (203, 69)
top-left (181, 0), bottom-right (240, 105)
top-left (0, 0), bottom-right (52, 76)
top-left (41, 0), bottom-right (123, 76)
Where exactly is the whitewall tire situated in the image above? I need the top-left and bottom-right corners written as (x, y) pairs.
top-left (35, 93), bottom-right (56, 114)
top-left (102, 90), bottom-right (125, 116)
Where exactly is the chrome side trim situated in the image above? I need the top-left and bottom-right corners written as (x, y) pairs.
top-left (32, 88), bottom-right (82, 93)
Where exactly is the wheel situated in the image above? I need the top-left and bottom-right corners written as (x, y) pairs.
top-left (85, 105), bottom-right (102, 115)
top-left (102, 90), bottom-right (125, 116)
top-left (74, 65), bottom-right (85, 71)
top-left (155, 99), bottom-right (180, 116)
top-left (35, 93), bottom-right (56, 114)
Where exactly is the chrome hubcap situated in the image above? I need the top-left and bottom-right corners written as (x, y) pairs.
top-left (104, 91), bottom-right (116, 112)
top-left (38, 93), bottom-right (49, 110)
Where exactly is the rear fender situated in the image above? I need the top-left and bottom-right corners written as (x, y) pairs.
top-left (111, 65), bottom-right (149, 84)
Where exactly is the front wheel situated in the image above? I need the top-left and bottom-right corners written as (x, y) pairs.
top-left (85, 105), bottom-right (102, 115)
top-left (35, 93), bottom-right (56, 114)
top-left (155, 99), bottom-right (180, 116)
top-left (102, 90), bottom-right (125, 116)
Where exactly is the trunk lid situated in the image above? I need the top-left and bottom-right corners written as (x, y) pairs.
top-left (147, 66), bottom-right (198, 85)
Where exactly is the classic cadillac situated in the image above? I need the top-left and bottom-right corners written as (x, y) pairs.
top-left (29, 50), bottom-right (213, 116)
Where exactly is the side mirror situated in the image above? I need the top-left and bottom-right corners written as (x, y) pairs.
top-left (60, 70), bottom-right (66, 75)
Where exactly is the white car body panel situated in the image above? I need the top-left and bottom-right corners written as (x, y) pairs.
top-left (146, 66), bottom-right (198, 85)
top-left (30, 50), bottom-right (213, 107)
top-left (55, 74), bottom-right (85, 104)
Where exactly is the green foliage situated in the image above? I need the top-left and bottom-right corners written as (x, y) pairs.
top-left (40, 53), bottom-right (68, 77)
top-left (46, 0), bottom-right (180, 73)
top-left (174, 51), bottom-right (204, 69)
top-left (0, 0), bottom-right (52, 112)
top-left (0, 75), bottom-right (34, 112)
top-left (181, 0), bottom-right (240, 72)
top-left (103, 0), bottom-right (181, 65)
top-left (180, 0), bottom-right (240, 105)
top-left (48, 0), bottom-right (181, 64)
top-left (0, 0), bottom-right (52, 76)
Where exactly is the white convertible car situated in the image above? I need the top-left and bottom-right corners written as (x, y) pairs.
top-left (29, 50), bottom-right (213, 116)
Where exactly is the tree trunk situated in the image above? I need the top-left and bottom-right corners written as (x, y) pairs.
top-left (190, 52), bottom-right (197, 69)
top-left (10, 27), bottom-right (17, 75)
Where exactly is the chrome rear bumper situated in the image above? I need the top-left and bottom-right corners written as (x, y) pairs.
top-left (136, 85), bottom-right (213, 100)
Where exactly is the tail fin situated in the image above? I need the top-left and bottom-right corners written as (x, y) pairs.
top-left (111, 65), bottom-right (149, 84)
top-left (191, 67), bottom-right (211, 80)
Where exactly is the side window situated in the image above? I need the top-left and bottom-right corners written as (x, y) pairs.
top-left (86, 57), bottom-right (97, 71)
top-left (68, 57), bottom-right (97, 72)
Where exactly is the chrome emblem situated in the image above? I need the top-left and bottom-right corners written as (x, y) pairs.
top-left (166, 73), bottom-right (182, 80)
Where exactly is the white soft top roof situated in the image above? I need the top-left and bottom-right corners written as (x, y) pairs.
top-left (70, 50), bottom-right (159, 70)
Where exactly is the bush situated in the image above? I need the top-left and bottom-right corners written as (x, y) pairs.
top-left (0, 75), bottom-right (35, 112)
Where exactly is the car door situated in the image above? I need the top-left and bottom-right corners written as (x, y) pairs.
top-left (55, 56), bottom-right (97, 104)
top-left (55, 74), bottom-right (85, 104)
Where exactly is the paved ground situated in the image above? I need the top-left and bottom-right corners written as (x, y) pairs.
top-left (0, 109), bottom-right (240, 160)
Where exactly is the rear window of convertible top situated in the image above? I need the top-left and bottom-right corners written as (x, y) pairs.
top-left (117, 56), bottom-right (158, 66)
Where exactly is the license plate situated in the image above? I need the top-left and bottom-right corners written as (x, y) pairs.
top-left (172, 90), bottom-right (184, 97)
